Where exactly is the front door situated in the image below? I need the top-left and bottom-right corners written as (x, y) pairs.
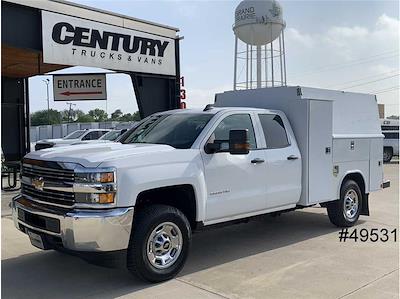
top-left (201, 113), bottom-right (268, 223)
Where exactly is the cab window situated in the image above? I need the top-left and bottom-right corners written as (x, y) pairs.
top-left (208, 114), bottom-right (256, 150)
top-left (258, 114), bottom-right (289, 149)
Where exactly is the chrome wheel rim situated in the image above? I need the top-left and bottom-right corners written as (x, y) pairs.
top-left (344, 189), bottom-right (359, 220)
top-left (146, 222), bottom-right (183, 269)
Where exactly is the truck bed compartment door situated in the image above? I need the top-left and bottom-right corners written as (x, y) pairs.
top-left (308, 100), bottom-right (334, 204)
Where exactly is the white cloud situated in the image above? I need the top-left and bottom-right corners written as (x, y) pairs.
top-left (287, 14), bottom-right (399, 60)
top-left (285, 28), bottom-right (315, 48)
top-left (185, 84), bottom-right (232, 109)
top-left (285, 14), bottom-right (399, 116)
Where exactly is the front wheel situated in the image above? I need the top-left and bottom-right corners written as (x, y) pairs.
top-left (127, 205), bottom-right (191, 282)
top-left (327, 180), bottom-right (362, 227)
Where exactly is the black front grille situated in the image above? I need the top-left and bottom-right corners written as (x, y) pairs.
top-left (21, 161), bottom-right (75, 207)
top-left (22, 184), bottom-right (75, 207)
top-left (22, 164), bottom-right (74, 183)
top-left (35, 143), bottom-right (54, 151)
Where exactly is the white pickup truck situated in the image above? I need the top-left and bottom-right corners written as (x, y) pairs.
top-left (12, 86), bottom-right (389, 282)
top-left (381, 119), bottom-right (399, 162)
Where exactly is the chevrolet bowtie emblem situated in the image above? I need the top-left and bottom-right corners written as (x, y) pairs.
top-left (32, 177), bottom-right (44, 191)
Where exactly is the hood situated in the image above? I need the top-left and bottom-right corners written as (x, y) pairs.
top-left (37, 138), bottom-right (78, 145)
top-left (24, 143), bottom-right (175, 168)
top-left (71, 140), bottom-right (113, 145)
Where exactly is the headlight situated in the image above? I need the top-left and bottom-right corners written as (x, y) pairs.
top-left (74, 167), bottom-right (116, 205)
top-left (75, 171), bottom-right (114, 183)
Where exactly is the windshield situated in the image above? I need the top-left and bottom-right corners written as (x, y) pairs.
top-left (122, 113), bottom-right (213, 149)
top-left (63, 130), bottom-right (86, 140)
top-left (100, 130), bottom-right (121, 141)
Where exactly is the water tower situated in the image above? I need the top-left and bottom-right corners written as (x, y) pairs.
top-left (233, 0), bottom-right (286, 90)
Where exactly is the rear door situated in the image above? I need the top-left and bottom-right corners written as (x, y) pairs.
top-left (257, 113), bottom-right (302, 208)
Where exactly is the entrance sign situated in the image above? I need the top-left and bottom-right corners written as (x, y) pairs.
top-left (42, 11), bottom-right (176, 76)
top-left (53, 74), bottom-right (107, 101)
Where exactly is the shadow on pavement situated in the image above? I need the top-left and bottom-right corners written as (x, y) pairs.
top-left (2, 209), bottom-right (355, 298)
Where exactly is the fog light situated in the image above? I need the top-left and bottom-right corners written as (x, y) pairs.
top-left (75, 193), bottom-right (115, 204)
top-left (99, 193), bottom-right (115, 204)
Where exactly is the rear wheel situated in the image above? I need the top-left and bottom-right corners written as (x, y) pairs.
top-left (127, 205), bottom-right (191, 282)
top-left (383, 147), bottom-right (393, 163)
top-left (327, 180), bottom-right (362, 227)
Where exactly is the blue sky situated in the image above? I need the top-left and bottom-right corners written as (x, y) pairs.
top-left (29, 0), bottom-right (399, 116)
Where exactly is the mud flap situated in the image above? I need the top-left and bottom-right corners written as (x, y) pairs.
top-left (360, 193), bottom-right (370, 216)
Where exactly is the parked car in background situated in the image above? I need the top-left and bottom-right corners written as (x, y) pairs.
top-left (71, 129), bottom-right (128, 145)
top-left (34, 129), bottom-right (111, 151)
top-left (381, 119), bottom-right (399, 162)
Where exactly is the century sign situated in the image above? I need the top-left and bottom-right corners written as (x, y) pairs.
top-left (53, 74), bottom-right (107, 101)
top-left (42, 11), bottom-right (176, 76)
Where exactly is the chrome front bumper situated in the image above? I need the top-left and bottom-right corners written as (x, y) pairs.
top-left (12, 196), bottom-right (134, 252)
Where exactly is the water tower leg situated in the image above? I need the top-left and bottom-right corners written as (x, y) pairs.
top-left (264, 45), bottom-right (268, 88)
top-left (271, 42), bottom-right (274, 87)
top-left (234, 37), bottom-right (238, 90)
top-left (246, 44), bottom-right (249, 89)
top-left (282, 30), bottom-right (287, 86)
top-left (279, 35), bottom-right (284, 86)
top-left (250, 45), bottom-right (253, 89)
top-left (256, 45), bottom-right (261, 88)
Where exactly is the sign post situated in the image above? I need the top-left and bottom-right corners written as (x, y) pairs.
top-left (53, 74), bottom-right (107, 101)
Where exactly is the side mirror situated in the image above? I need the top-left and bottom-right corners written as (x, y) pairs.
top-left (229, 129), bottom-right (250, 155)
top-left (205, 142), bottom-right (221, 154)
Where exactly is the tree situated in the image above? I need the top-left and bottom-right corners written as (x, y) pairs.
top-left (88, 109), bottom-right (108, 122)
top-left (111, 109), bottom-right (123, 120)
top-left (61, 109), bottom-right (85, 122)
top-left (119, 111), bottom-right (141, 121)
top-left (132, 111), bottom-right (141, 121)
top-left (119, 113), bottom-right (133, 121)
top-left (76, 114), bottom-right (95, 123)
top-left (30, 109), bottom-right (62, 126)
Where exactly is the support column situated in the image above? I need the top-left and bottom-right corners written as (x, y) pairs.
top-left (233, 37), bottom-right (238, 90)
top-left (256, 45), bottom-right (261, 88)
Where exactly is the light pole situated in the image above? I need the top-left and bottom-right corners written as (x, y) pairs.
top-left (66, 102), bottom-right (76, 123)
top-left (42, 79), bottom-right (50, 124)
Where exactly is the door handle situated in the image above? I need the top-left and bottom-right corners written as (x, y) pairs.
top-left (251, 158), bottom-right (265, 164)
top-left (287, 155), bottom-right (299, 160)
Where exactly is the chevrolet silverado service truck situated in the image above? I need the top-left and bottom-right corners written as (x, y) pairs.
top-left (12, 86), bottom-right (389, 282)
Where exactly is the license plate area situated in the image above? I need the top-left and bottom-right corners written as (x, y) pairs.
top-left (28, 230), bottom-right (45, 249)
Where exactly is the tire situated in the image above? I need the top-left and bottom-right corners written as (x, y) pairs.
top-left (127, 204), bottom-right (191, 282)
top-left (383, 147), bottom-right (393, 163)
top-left (327, 180), bottom-right (362, 227)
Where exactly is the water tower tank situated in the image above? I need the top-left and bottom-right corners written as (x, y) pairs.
top-left (233, 0), bottom-right (285, 46)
